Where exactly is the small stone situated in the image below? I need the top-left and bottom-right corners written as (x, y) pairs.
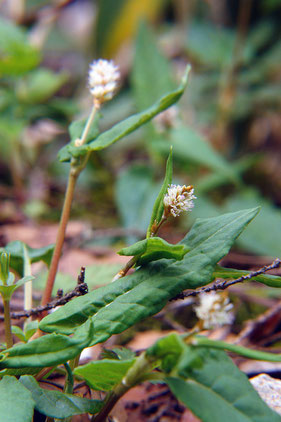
top-left (250, 373), bottom-right (281, 415)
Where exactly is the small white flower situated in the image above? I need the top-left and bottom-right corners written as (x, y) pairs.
top-left (163, 184), bottom-right (196, 217)
top-left (194, 292), bottom-right (233, 330)
top-left (88, 59), bottom-right (120, 105)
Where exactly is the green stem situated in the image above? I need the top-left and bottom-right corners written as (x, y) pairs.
top-left (64, 363), bottom-right (74, 394)
top-left (192, 336), bottom-right (281, 362)
top-left (41, 167), bottom-right (79, 307)
top-left (41, 105), bottom-right (98, 307)
top-left (92, 353), bottom-right (156, 422)
top-left (3, 299), bottom-right (13, 349)
top-left (23, 245), bottom-right (33, 317)
top-left (80, 105), bottom-right (98, 145)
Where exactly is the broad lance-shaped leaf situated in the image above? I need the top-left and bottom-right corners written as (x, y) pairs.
top-left (19, 376), bottom-right (102, 418)
top-left (64, 66), bottom-right (190, 160)
top-left (0, 320), bottom-right (93, 368)
top-left (147, 148), bottom-right (173, 237)
top-left (166, 348), bottom-right (281, 422)
top-left (40, 208), bottom-right (259, 343)
top-left (118, 237), bottom-right (189, 265)
top-left (0, 376), bottom-right (34, 422)
top-left (74, 359), bottom-right (136, 391)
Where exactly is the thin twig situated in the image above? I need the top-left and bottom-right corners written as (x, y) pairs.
top-left (1, 267), bottom-right (89, 321)
top-left (172, 259), bottom-right (281, 300)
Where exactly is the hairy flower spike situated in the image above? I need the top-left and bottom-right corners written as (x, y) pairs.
top-left (194, 292), bottom-right (233, 330)
top-left (163, 184), bottom-right (196, 218)
top-left (88, 59), bottom-right (120, 106)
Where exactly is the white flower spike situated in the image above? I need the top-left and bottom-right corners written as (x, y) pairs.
top-left (88, 59), bottom-right (120, 107)
top-left (194, 292), bottom-right (233, 330)
top-left (163, 184), bottom-right (196, 218)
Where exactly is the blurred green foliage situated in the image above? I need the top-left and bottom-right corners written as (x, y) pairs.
top-left (0, 0), bottom-right (281, 258)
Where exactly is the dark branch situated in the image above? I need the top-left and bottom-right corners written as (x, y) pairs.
top-left (172, 258), bottom-right (281, 300)
top-left (1, 267), bottom-right (88, 320)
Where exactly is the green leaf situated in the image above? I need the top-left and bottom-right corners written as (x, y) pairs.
top-left (74, 358), bottom-right (136, 391)
top-left (24, 321), bottom-right (39, 341)
top-left (65, 66), bottom-right (191, 160)
top-left (19, 375), bottom-right (102, 418)
top-left (147, 149), bottom-right (173, 237)
top-left (0, 17), bottom-right (40, 75)
top-left (0, 241), bottom-right (54, 277)
top-left (224, 189), bottom-right (281, 257)
top-left (100, 347), bottom-right (136, 361)
top-left (146, 333), bottom-right (203, 376)
top-left (118, 237), bottom-right (189, 265)
top-left (11, 326), bottom-right (26, 343)
top-left (146, 333), bottom-right (187, 373)
top-left (115, 164), bottom-right (160, 242)
top-left (40, 208), bottom-right (259, 341)
top-left (11, 322), bottom-right (39, 344)
top-left (0, 276), bottom-right (32, 300)
top-left (0, 367), bottom-right (41, 378)
top-left (166, 348), bottom-right (281, 422)
top-left (0, 376), bottom-right (34, 422)
top-left (158, 126), bottom-right (238, 182)
top-left (17, 68), bottom-right (68, 103)
top-left (185, 22), bottom-right (253, 68)
top-left (214, 265), bottom-right (281, 288)
top-left (0, 320), bottom-right (93, 368)
top-left (193, 336), bottom-right (281, 362)
top-left (132, 21), bottom-right (175, 111)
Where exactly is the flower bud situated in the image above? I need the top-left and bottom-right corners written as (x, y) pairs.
top-left (0, 252), bottom-right (10, 285)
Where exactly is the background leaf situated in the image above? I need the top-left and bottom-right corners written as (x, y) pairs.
top-left (0, 241), bottom-right (54, 277)
top-left (115, 164), bottom-right (160, 243)
top-left (96, 0), bottom-right (167, 57)
top-left (132, 21), bottom-right (175, 111)
top-left (155, 126), bottom-right (239, 183)
top-left (0, 17), bottom-right (40, 75)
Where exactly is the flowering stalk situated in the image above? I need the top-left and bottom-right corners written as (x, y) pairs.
top-left (113, 184), bottom-right (196, 281)
top-left (41, 59), bottom-right (120, 308)
top-left (3, 299), bottom-right (13, 349)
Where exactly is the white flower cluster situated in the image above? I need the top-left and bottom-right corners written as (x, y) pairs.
top-left (194, 292), bottom-right (233, 330)
top-left (163, 184), bottom-right (196, 217)
top-left (88, 59), bottom-right (120, 105)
